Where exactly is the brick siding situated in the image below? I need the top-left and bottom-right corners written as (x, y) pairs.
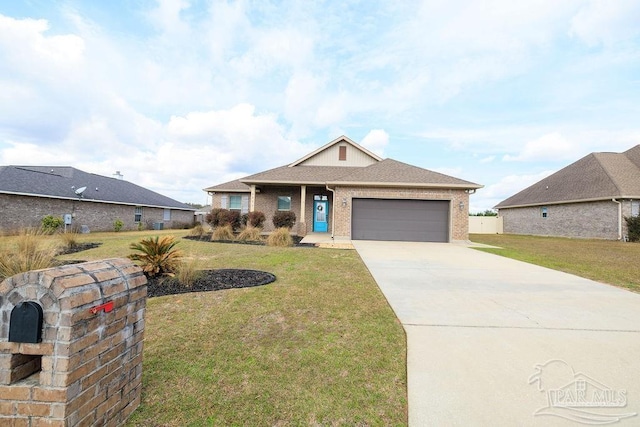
top-left (0, 259), bottom-right (147, 426)
top-left (498, 200), bottom-right (634, 239)
top-left (213, 186), bottom-right (471, 240)
top-left (0, 194), bottom-right (194, 233)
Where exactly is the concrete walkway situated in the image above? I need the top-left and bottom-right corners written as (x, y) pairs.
top-left (352, 241), bottom-right (640, 426)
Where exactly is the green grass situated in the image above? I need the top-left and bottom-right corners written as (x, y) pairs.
top-left (470, 234), bottom-right (640, 293)
top-left (30, 230), bottom-right (407, 425)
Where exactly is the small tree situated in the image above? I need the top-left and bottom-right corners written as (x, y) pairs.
top-left (113, 219), bottom-right (124, 232)
top-left (625, 216), bottom-right (640, 242)
top-left (272, 211), bottom-right (296, 229)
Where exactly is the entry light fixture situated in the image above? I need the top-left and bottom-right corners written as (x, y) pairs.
top-left (459, 201), bottom-right (465, 210)
top-left (342, 198), bottom-right (347, 207)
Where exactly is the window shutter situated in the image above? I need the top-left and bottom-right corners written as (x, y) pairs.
top-left (221, 195), bottom-right (228, 209)
top-left (241, 196), bottom-right (249, 214)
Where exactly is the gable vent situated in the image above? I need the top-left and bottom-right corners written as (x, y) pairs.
top-left (339, 146), bottom-right (347, 161)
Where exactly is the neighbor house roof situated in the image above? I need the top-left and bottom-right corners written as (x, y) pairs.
top-left (495, 145), bottom-right (640, 209)
top-left (0, 166), bottom-right (195, 210)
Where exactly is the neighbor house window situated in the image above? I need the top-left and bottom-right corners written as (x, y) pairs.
top-left (339, 145), bottom-right (347, 161)
top-left (163, 209), bottom-right (171, 221)
top-left (135, 206), bottom-right (143, 222)
top-left (541, 207), bottom-right (548, 218)
top-left (277, 196), bottom-right (291, 211)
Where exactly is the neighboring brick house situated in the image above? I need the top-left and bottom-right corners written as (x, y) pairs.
top-left (495, 145), bottom-right (640, 240)
top-left (0, 166), bottom-right (195, 232)
top-left (204, 136), bottom-right (482, 242)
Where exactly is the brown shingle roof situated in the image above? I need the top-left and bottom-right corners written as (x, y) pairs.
top-left (203, 179), bottom-right (250, 193)
top-left (236, 159), bottom-right (481, 189)
top-left (495, 145), bottom-right (640, 208)
top-left (240, 165), bottom-right (360, 185)
top-left (330, 159), bottom-right (482, 188)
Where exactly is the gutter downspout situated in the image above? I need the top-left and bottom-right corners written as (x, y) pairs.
top-left (326, 184), bottom-right (336, 239)
top-left (612, 199), bottom-right (622, 240)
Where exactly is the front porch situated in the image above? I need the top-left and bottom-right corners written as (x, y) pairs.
top-left (299, 232), bottom-right (354, 249)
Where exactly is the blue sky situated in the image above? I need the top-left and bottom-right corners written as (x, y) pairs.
top-left (1, 1), bottom-right (639, 211)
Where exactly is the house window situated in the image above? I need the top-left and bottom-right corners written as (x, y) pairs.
top-left (632, 201), bottom-right (640, 217)
top-left (339, 146), bottom-right (347, 161)
top-left (541, 207), bottom-right (548, 218)
top-left (163, 209), bottom-right (171, 221)
top-left (277, 196), bottom-right (291, 211)
top-left (229, 195), bottom-right (242, 210)
top-left (135, 206), bottom-right (143, 222)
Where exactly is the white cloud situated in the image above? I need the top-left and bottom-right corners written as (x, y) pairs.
top-left (570, 0), bottom-right (640, 47)
top-left (502, 132), bottom-right (577, 162)
top-left (360, 129), bottom-right (389, 157)
top-left (471, 170), bottom-right (555, 211)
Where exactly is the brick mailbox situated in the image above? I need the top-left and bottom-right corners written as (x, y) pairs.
top-left (0, 258), bottom-right (147, 426)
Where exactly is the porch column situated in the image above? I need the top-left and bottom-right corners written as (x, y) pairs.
top-left (250, 185), bottom-right (256, 212)
top-left (300, 185), bottom-right (307, 225)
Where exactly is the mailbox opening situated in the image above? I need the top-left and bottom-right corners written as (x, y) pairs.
top-left (8, 353), bottom-right (42, 384)
top-left (9, 301), bottom-right (44, 344)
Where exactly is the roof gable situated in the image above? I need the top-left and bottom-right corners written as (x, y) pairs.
top-left (495, 145), bottom-right (640, 208)
top-left (0, 166), bottom-right (194, 210)
top-left (289, 135), bottom-right (381, 167)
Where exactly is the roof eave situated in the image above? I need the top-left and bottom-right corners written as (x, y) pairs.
top-left (0, 190), bottom-right (196, 211)
top-left (327, 181), bottom-right (484, 189)
top-left (495, 195), bottom-right (640, 209)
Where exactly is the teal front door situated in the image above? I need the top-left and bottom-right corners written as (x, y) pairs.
top-left (313, 200), bottom-right (328, 232)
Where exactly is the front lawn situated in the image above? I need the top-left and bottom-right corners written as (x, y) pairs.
top-left (470, 233), bottom-right (640, 293)
top-left (53, 230), bottom-right (407, 425)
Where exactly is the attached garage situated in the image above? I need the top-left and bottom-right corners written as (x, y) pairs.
top-left (351, 198), bottom-right (450, 242)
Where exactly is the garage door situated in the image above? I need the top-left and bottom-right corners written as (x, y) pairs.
top-left (351, 199), bottom-right (450, 242)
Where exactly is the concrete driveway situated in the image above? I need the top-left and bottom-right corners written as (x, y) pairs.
top-left (353, 241), bottom-right (640, 426)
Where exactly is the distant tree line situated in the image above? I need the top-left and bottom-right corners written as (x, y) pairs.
top-left (469, 210), bottom-right (498, 217)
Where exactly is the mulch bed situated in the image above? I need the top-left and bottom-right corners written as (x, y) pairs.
top-left (183, 234), bottom-right (315, 247)
top-left (56, 240), bottom-right (278, 298)
top-left (57, 242), bottom-right (102, 255)
top-left (146, 269), bottom-right (276, 298)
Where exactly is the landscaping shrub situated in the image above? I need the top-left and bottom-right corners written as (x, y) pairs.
top-left (625, 215), bottom-right (640, 242)
top-left (267, 227), bottom-right (293, 247)
top-left (0, 228), bottom-right (57, 280)
top-left (172, 221), bottom-right (193, 229)
top-left (128, 236), bottom-right (183, 277)
top-left (41, 215), bottom-right (64, 234)
top-left (113, 219), bottom-right (124, 232)
top-left (218, 210), bottom-right (241, 230)
top-left (272, 211), bottom-right (296, 229)
top-left (206, 208), bottom-right (225, 227)
top-left (59, 230), bottom-right (79, 251)
top-left (247, 211), bottom-right (266, 228)
top-left (190, 223), bottom-right (206, 237)
top-left (236, 225), bottom-right (263, 242)
top-left (174, 258), bottom-right (202, 287)
top-left (212, 224), bottom-right (234, 241)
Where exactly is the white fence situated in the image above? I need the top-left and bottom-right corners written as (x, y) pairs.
top-left (469, 216), bottom-right (503, 234)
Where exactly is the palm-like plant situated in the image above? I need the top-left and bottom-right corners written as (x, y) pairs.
top-left (128, 236), bottom-right (183, 277)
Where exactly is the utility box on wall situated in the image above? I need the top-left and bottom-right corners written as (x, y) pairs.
top-left (0, 258), bottom-right (147, 426)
